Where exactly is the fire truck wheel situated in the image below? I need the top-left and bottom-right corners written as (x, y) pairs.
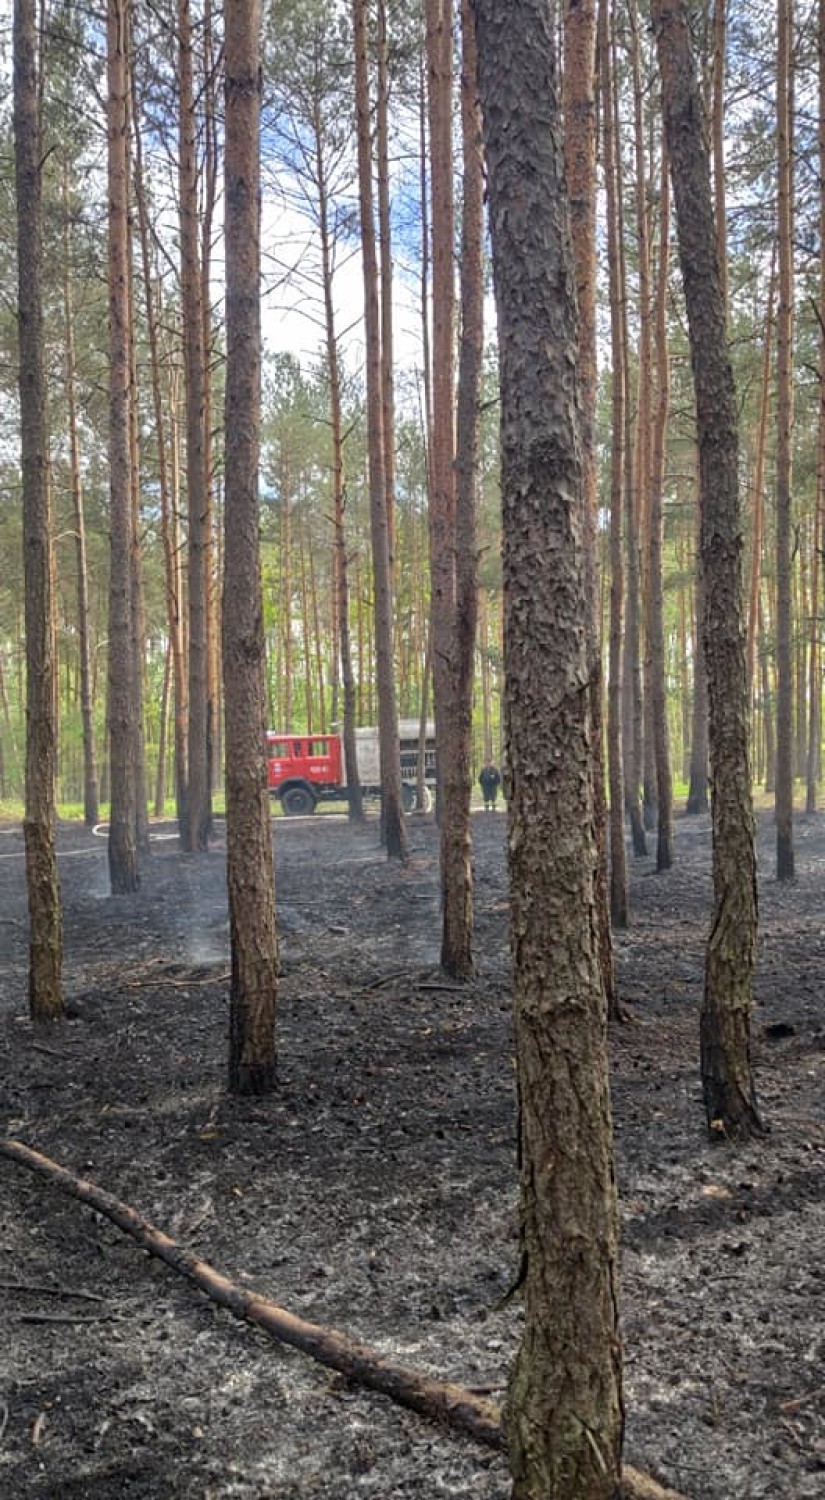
top-left (281, 786), bottom-right (316, 817)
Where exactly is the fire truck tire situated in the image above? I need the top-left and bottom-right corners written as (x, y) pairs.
top-left (281, 785), bottom-right (316, 817)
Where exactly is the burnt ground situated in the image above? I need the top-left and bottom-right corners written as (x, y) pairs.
top-left (0, 804), bottom-right (823, 1500)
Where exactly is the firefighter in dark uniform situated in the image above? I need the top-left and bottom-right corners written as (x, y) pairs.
top-left (479, 759), bottom-right (502, 811)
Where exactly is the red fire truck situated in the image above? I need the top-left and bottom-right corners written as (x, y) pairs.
top-left (266, 720), bottom-right (437, 816)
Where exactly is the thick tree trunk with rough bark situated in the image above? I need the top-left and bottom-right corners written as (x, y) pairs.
top-left (14, 0), bottom-right (64, 1020)
top-left (473, 2), bottom-right (624, 1495)
top-left (652, 0), bottom-right (764, 1140)
top-left (223, 0), bottom-right (279, 1096)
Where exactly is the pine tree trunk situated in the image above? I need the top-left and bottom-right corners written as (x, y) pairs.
top-left (179, 0), bottom-right (212, 853)
top-left (298, 531), bottom-right (313, 731)
top-left (745, 263), bottom-right (775, 713)
top-left (126, 205), bottom-right (150, 857)
top-left (616, 19), bottom-right (647, 859)
top-left (795, 559), bottom-right (808, 780)
top-left (677, 529), bottom-right (691, 782)
top-left (352, 0), bottom-right (406, 858)
top-left (686, 456), bottom-right (709, 814)
top-left (775, 0), bottom-right (795, 879)
top-left (712, 0), bottom-right (728, 308)
top-left (106, 0), bottom-right (139, 894)
top-left (280, 451), bottom-right (293, 730)
top-left (169, 382), bottom-right (189, 817)
top-left (376, 0), bottom-right (397, 572)
top-left (649, 147), bottom-right (673, 871)
top-left (314, 111), bottom-right (363, 820)
top-left (155, 641), bottom-right (171, 816)
top-left (202, 0), bottom-right (221, 799)
top-left (62, 166), bottom-right (99, 830)
top-left (600, 0), bottom-right (628, 931)
top-left (132, 105), bottom-right (188, 826)
top-left (224, 0), bottom-right (279, 1096)
top-left (760, 591), bottom-right (776, 792)
top-left (652, 0), bottom-right (764, 1139)
top-left (426, 0), bottom-right (474, 967)
top-left (15, 0), bottom-right (64, 1018)
top-left (629, 0), bottom-right (655, 836)
top-left (473, 3), bottom-right (624, 1494)
top-left (564, 0), bottom-right (617, 1004)
top-left (808, 0), bottom-right (825, 811)
top-left (418, 55), bottom-right (434, 481)
top-left (443, 0), bottom-right (484, 976)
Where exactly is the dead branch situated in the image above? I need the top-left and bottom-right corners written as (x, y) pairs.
top-left (0, 1278), bottom-right (105, 1302)
top-left (122, 971), bottom-right (230, 990)
top-left (0, 1137), bottom-right (685, 1500)
top-left (19, 1312), bottom-right (113, 1325)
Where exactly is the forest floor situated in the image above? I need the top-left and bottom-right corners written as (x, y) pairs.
top-left (0, 802), bottom-right (823, 1500)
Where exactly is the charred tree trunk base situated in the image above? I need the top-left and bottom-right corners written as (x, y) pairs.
top-left (685, 783), bottom-right (708, 816)
top-left (700, 1019), bottom-right (767, 1142)
top-left (384, 812), bottom-right (408, 862)
top-left (22, 821), bottom-right (63, 1022)
top-left (628, 807), bottom-right (648, 857)
top-left (228, 1059), bottom-right (278, 1096)
top-left (776, 835), bottom-right (795, 882)
top-left (107, 828), bottom-right (140, 895)
top-left (228, 992), bottom-right (277, 1098)
top-left (702, 1089), bottom-right (768, 1143)
top-left (610, 901), bottom-right (629, 934)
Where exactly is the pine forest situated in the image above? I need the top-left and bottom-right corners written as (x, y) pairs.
top-left (0, 0), bottom-right (820, 853)
top-left (2, 4), bottom-right (825, 1500)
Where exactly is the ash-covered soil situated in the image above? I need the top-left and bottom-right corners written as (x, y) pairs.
top-left (0, 805), bottom-right (823, 1499)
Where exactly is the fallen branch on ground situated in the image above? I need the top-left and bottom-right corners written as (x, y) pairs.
top-left (19, 1311), bottom-right (114, 1325)
top-left (121, 972), bottom-right (231, 990)
top-left (0, 1137), bottom-right (685, 1500)
top-left (0, 1278), bottom-right (105, 1302)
